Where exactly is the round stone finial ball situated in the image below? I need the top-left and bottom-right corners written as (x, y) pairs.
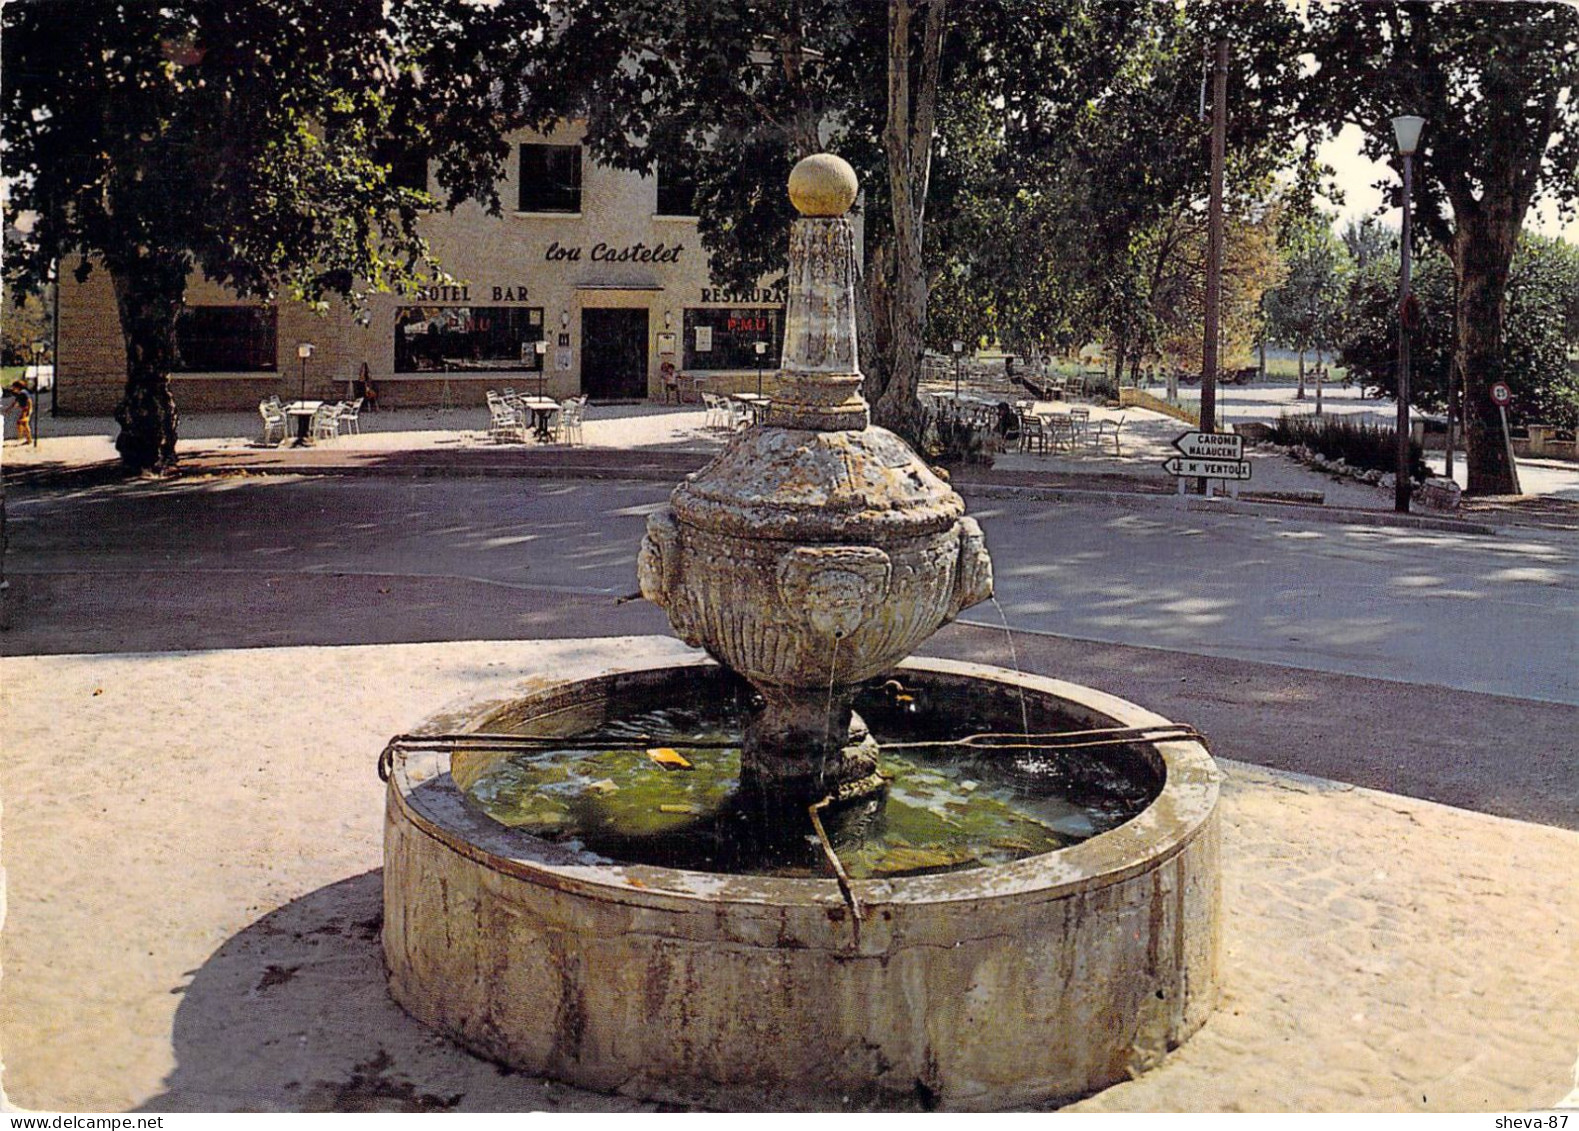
top-left (788, 153), bottom-right (859, 217)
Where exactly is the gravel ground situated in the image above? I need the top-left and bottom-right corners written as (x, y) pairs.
top-left (2, 637), bottom-right (1576, 1113)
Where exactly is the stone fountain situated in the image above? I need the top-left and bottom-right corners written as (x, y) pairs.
top-left (382, 155), bottom-right (1222, 1110)
top-left (637, 153), bottom-right (992, 818)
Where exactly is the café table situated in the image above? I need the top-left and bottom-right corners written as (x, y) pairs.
top-left (516, 395), bottom-right (561, 442)
top-left (731, 391), bottom-right (771, 425)
top-left (283, 400), bottom-right (325, 447)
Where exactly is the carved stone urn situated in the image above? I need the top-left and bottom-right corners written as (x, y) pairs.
top-left (638, 153), bottom-right (992, 808)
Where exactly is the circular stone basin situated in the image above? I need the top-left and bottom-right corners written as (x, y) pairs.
top-left (382, 655), bottom-right (1221, 1111)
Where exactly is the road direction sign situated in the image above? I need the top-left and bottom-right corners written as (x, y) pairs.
top-left (1173, 430), bottom-right (1243, 460)
top-left (1162, 455), bottom-right (1252, 480)
top-left (1490, 382), bottom-right (1512, 407)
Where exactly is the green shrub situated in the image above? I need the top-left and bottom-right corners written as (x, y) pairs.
top-left (1083, 373), bottom-right (1120, 402)
top-left (1270, 413), bottom-right (1428, 480)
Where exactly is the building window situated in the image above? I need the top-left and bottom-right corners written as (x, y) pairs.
top-left (682, 307), bottom-right (783, 371)
top-left (173, 306), bottom-right (277, 372)
top-left (518, 144), bottom-right (582, 213)
top-left (394, 306), bottom-right (545, 373)
top-left (656, 163), bottom-right (698, 216)
top-left (377, 138), bottom-right (429, 192)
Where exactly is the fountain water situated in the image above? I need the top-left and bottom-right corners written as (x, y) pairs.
top-left (381, 155), bottom-right (1222, 1110)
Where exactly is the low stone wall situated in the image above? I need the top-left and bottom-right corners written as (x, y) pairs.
top-left (1120, 388), bottom-right (1199, 425)
top-left (1513, 424), bottom-right (1577, 462)
top-left (1268, 441), bottom-right (1462, 511)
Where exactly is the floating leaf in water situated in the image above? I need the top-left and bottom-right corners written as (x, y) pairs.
top-left (646, 747), bottom-right (694, 771)
top-left (585, 779), bottom-right (619, 795)
top-left (658, 803), bottom-right (701, 815)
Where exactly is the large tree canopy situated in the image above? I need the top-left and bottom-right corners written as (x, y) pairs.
top-left (901, 2), bottom-right (1310, 389)
top-left (516, 1), bottom-right (1317, 435)
top-left (2, 0), bottom-right (542, 471)
top-left (516, 2), bottom-right (1169, 433)
top-left (1303, 1), bottom-right (1579, 495)
top-left (1341, 232), bottom-right (1579, 432)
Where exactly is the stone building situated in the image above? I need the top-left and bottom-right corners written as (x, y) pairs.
top-left (54, 126), bottom-right (806, 413)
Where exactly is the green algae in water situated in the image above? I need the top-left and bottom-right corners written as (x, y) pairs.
top-left (463, 700), bottom-right (1156, 879)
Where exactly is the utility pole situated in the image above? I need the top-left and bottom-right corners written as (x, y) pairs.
top-left (1200, 38), bottom-right (1227, 438)
top-left (1197, 38), bottom-right (1227, 495)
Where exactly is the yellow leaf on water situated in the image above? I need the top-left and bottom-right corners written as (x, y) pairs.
top-left (646, 747), bottom-right (693, 771)
top-left (659, 804), bottom-right (701, 815)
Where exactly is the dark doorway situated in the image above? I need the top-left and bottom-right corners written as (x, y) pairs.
top-left (581, 308), bottom-right (650, 400)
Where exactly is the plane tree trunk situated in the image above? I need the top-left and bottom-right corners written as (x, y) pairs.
top-left (107, 253), bottom-right (186, 474)
top-left (870, 0), bottom-right (946, 443)
top-left (1451, 213), bottom-right (1520, 496)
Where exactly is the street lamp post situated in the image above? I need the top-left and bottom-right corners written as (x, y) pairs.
top-left (29, 339), bottom-right (44, 445)
top-left (1392, 114), bottom-right (1424, 514)
top-left (755, 340), bottom-right (767, 398)
top-left (952, 339), bottom-right (964, 398)
top-left (296, 341), bottom-right (314, 402)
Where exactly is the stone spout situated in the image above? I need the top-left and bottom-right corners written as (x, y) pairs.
top-left (950, 516), bottom-right (994, 618)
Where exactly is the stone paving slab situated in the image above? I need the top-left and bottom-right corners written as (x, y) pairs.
top-left (3, 637), bottom-right (1575, 1113)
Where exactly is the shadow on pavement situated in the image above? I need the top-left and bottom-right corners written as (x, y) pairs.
top-left (922, 622), bottom-right (1579, 832)
top-left (134, 871), bottom-right (649, 1113)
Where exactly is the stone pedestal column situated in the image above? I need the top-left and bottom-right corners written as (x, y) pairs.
top-left (638, 153), bottom-right (993, 813)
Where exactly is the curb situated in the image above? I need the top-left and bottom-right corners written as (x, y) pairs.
top-left (3, 449), bottom-right (1502, 536)
top-left (953, 482), bottom-right (1499, 535)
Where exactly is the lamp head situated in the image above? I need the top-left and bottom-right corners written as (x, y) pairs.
top-left (297, 342), bottom-right (315, 359)
top-left (1391, 115), bottom-right (1425, 156)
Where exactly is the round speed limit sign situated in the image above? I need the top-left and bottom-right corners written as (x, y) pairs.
top-left (1490, 382), bottom-right (1512, 407)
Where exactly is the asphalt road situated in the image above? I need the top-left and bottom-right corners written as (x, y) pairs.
top-left (4, 473), bottom-right (1575, 826)
top-left (7, 474), bottom-right (1575, 699)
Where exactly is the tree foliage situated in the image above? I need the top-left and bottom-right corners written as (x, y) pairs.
top-left (2, 0), bottom-right (543, 471)
top-left (1302, 0), bottom-right (1579, 494)
top-left (517, 2), bottom-right (1315, 429)
top-left (1339, 233), bottom-right (1579, 431)
top-left (922, 3), bottom-right (1311, 384)
top-left (1264, 209), bottom-right (1347, 358)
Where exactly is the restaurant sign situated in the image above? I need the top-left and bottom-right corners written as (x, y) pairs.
top-left (544, 240), bottom-right (685, 264)
top-left (699, 286), bottom-right (787, 304)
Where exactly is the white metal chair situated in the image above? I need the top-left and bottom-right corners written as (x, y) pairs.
top-left (557, 397), bottom-right (585, 445)
top-left (487, 392), bottom-right (526, 442)
top-left (337, 398), bottom-right (363, 436)
top-left (1043, 413), bottom-right (1077, 452)
top-left (258, 400), bottom-right (288, 445)
top-left (726, 397), bottom-right (751, 430)
top-left (701, 392), bottom-right (728, 431)
top-left (311, 403), bottom-right (342, 442)
top-left (1089, 414), bottom-right (1124, 455)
